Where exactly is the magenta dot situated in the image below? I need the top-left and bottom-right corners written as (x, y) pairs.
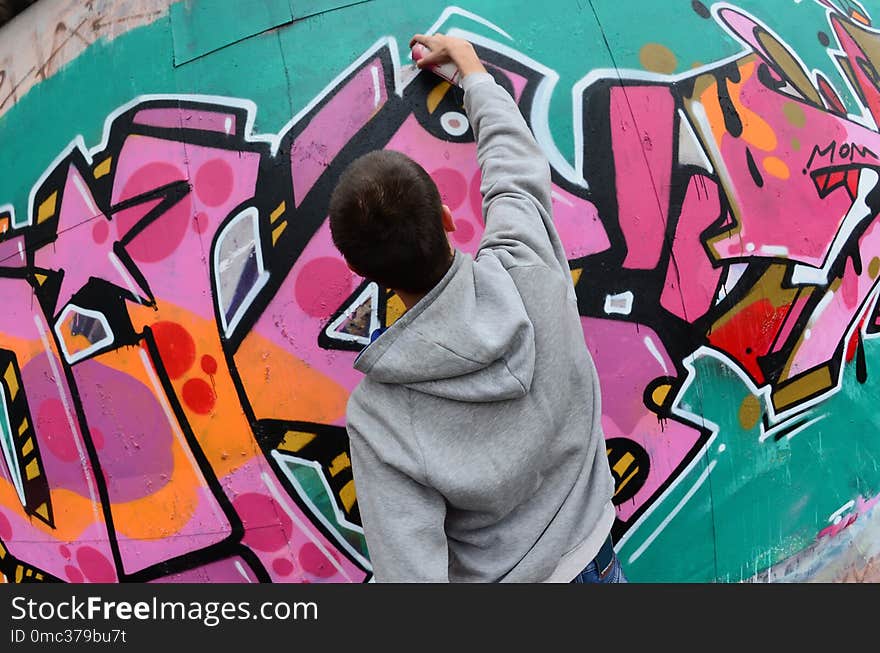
top-left (431, 167), bottom-right (468, 210)
top-left (234, 493), bottom-right (293, 553)
top-left (195, 159), bottom-right (235, 208)
top-left (298, 542), bottom-right (336, 578)
top-left (38, 399), bottom-right (79, 462)
top-left (65, 566), bottom-right (84, 583)
top-left (0, 511), bottom-right (11, 540)
top-left (193, 212), bottom-right (210, 234)
top-left (294, 257), bottom-right (354, 318)
top-left (59, 545), bottom-right (71, 559)
top-left (469, 170), bottom-right (484, 224)
top-left (92, 220), bottom-right (109, 244)
top-left (272, 558), bottom-right (294, 577)
top-left (117, 162), bottom-right (191, 263)
top-left (452, 219), bottom-right (476, 245)
top-left (76, 546), bottom-right (116, 582)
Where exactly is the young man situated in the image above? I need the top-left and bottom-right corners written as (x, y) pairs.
top-left (328, 33), bottom-right (624, 583)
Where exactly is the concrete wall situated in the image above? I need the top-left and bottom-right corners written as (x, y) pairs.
top-left (2, 0), bottom-right (880, 583)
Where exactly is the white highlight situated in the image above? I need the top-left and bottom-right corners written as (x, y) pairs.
top-left (0, 391), bottom-right (26, 509)
top-left (644, 335), bottom-right (669, 374)
top-left (214, 207), bottom-right (270, 337)
top-left (53, 304), bottom-right (115, 364)
top-left (234, 560), bottom-right (253, 583)
top-left (272, 450), bottom-right (372, 572)
top-left (370, 65), bottom-right (381, 107)
top-left (33, 315), bottom-right (99, 514)
top-left (829, 499), bottom-right (856, 523)
top-left (440, 111), bottom-right (470, 137)
top-left (628, 459), bottom-right (718, 564)
top-left (262, 472), bottom-right (352, 581)
top-left (138, 348), bottom-right (228, 530)
top-left (425, 6), bottom-right (513, 41)
top-left (324, 282), bottom-right (380, 346)
top-left (72, 169), bottom-right (99, 218)
top-left (604, 290), bottom-right (634, 315)
top-left (760, 245), bottom-right (789, 257)
top-left (792, 168), bottom-right (880, 285)
top-left (108, 252), bottom-right (145, 304)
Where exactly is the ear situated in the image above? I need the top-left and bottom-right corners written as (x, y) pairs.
top-left (441, 204), bottom-right (456, 233)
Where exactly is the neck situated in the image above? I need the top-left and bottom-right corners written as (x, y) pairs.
top-left (395, 290), bottom-right (427, 311)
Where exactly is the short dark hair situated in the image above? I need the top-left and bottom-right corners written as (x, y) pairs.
top-left (328, 150), bottom-right (452, 294)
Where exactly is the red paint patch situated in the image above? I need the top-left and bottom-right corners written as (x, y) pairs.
top-left (235, 493), bottom-right (293, 553)
top-left (65, 565), bottom-right (84, 583)
top-left (431, 167), bottom-right (467, 210)
top-left (452, 219), bottom-right (475, 245)
top-left (59, 545), bottom-right (71, 560)
top-left (707, 299), bottom-right (791, 384)
top-left (272, 557), bottom-right (294, 577)
top-left (195, 159), bottom-right (235, 208)
top-left (298, 542), bottom-right (336, 578)
top-left (0, 511), bottom-right (11, 540)
top-left (201, 354), bottom-right (218, 375)
top-left (92, 220), bottom-right (109, 244)
top-left (182, 378), bottom-right (216, 415)
top-left (117, 162), bottom-right (192, 263)
top-left (294, 257), bottom-right (354, 318)
top-left (76, 546), bottom-right (116, 582)
top-left (151, 321), bottom-right (196, 379)
top-left (37, 399), bottom-right (78, 462)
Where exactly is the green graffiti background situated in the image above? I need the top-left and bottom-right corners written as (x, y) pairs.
top-left (2, 0), bottom-right (880, 582)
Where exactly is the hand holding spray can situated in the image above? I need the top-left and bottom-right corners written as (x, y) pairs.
top-left (410, 42), bottom-right (463, 87)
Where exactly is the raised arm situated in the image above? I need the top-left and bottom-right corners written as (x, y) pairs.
top-left (410, 33), bottom-right (570, 276)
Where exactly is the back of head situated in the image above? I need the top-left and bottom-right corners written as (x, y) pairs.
top-left (329, 150), bottom-right (452, 294)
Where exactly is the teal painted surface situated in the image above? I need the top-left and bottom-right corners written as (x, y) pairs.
top-left (170, 0), bottom-right (293, 65)
top-left (3, 0), bottom-right (880, 582)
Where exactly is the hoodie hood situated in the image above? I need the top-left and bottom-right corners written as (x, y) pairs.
top-left (354, 251), bottom-right (536, 402)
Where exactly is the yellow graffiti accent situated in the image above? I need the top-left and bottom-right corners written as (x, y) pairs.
top-left (613, 452), bottom-right (636, 477)
top-left (37, 192), bottom-right (57, 224)
top-left (17, 417), bottom-right (28, 437)
top-left (385, 292), bottom-right (406, 327)
top-left (738, 395), bottom-right (762, 430)
top-left (339, 479), bottom-right (356, 512)
top-left (279, 430), bottom-right (317, 453)
top-left (650, 384), bottom-right (671, 409)
top-left (773, 365), bottom-right (834, 411)
top-left (270, 201), bottom-right (286, 223)
top-left (93, 157), bottom-right (112, 179)
top-left (34, 502), bottom-right (49, 521)
top-left (24, 458), bottom-right (40, 481)
top-left (570, 268), bottom-right (583, 286)
top-left (763, 156), bottom-right (791, 180)
top-left (639, 43), bottom-right (678, 74)
top-left (3, 364), bottom-right (18, 400)
top-left (271, 220), bottom-right (287, 245)
top-left (329, 452), bottom-right (351, 477)
top-left (427, 82), bottom-right (452, 114)
top-left (21, 438), bottom-right (33, 456)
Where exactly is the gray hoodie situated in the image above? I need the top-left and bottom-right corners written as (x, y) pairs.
top-left (346, 72), bottom-right (616, 582)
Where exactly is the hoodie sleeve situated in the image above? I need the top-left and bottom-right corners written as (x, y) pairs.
top-left (347, 423), bottom-right (450, 582)
top-left (462, 72), bottom-right (570, 278)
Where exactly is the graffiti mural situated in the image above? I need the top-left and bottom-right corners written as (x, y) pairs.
top-left (4, 0), bottom-right (880, 582)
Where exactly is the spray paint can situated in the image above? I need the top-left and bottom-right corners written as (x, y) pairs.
top-left (410, 43), bottom-right (462, 87)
